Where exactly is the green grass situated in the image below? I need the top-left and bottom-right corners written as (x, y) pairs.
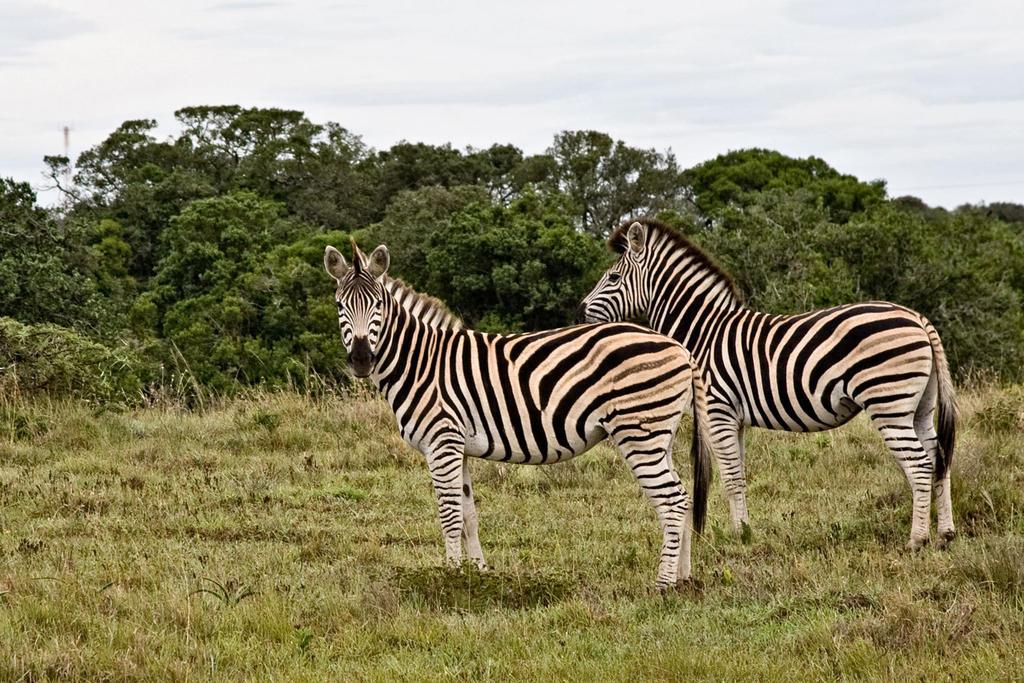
top-left (1, 386), bottom-right (1023, 680)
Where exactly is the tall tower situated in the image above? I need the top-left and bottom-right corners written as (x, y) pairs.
top-left (61, 126), bottom-right (73, 207)
top-left (62, 126), bottom-right (72, 185)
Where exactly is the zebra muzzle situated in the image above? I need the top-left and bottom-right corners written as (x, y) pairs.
top-left (349, 337), bottom-right (374, 377)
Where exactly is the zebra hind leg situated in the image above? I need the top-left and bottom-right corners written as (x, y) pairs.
top-left (868, 407), bottom-right (933, 550)
top-left (460, 458), bottom-right (488, 569)
top-left (914, 385), bottom-right (955, 548)
top-left (611, 425), bottom-right (690, 590)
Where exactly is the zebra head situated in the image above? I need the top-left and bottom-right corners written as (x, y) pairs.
top-left (578, 221), bottom-right (651, 324)
top-left (324, 240), bottom-right (391, 378)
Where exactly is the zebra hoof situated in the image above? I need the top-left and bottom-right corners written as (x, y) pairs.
top-left (936, 529), bottom-right (956, 550)
top-left (655, 579), bottom-right (676, 593)
top-left (905, 536), bottom-right (929, 552)
top-left (676, 577), bottom-right (704, 593)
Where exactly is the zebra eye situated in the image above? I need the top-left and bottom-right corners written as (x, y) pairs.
top-left (336, 300), bottom-right (345, 314)
top-left (608, 272), bottom-right (622, 284)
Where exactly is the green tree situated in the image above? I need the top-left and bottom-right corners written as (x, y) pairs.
top-left (152, 191), bottom-right (298, 304)
top-left (672, 191), bottom-right (1024, 380)
top-left (546, 130), bottom-right (684, 236)
top-left (73, 118), bottom-right (217, 279)
top-left (425, 191), bottom-right (607, 331)
top-left (176, 106), bottom-right (374, 230)
top-left (683, 148), bottom-right (886, 223)
top-left (149, 193), bottom-right (349, 390)
top-left (365, 184), bottom-right (491, 289)
top-left (0, 178), bottom-right (109, 331)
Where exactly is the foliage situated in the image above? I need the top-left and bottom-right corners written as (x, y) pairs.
top-left (0, 180), bottom-right (111, 331)
top-left (0, 317), bottom-right (144, 403)
top-left (545, 130), bottom-right (685, 236)
top-left (152, 190), bottom-right (299, 303)
top-left (5, 106), bottom-right (1024, 396)
top-left (150, 196), bottom-right (350, 391)
top-left (684, 148), bottom-right (887, 223)
top-left (424, 191), bottom-right (608, 331)
top-left (365, 184), bottom-right (492, 289)
top-left (660, 191), bottom-right (1024, 379)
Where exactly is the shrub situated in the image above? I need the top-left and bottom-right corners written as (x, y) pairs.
top-left (0, 317), bottom-right (144, 403)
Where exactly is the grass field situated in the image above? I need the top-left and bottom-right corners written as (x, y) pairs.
top-left (1, 385), bottom-right (1023, 681)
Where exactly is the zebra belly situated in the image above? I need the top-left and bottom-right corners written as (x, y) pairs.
top-left (743, 396), bottom-right (862, 432)
top-left (461, 422), bottom-right (607, 464)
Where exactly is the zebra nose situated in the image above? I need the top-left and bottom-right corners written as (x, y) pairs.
top-left (574, 303), bottom-right (588, 324)
top-left (349, 337), bottom-right (374, 377)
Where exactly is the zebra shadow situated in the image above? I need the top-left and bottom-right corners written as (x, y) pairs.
top-left (392, 564), bottom-right (575, 612)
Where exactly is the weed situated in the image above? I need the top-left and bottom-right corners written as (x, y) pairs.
top-left (189, 577), bottom-right (258, 607)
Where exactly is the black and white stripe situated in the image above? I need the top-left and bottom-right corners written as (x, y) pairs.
top-left (579, 219), bottom-right (958, 550)
top-left (325, 240), bottom-right (715, 588)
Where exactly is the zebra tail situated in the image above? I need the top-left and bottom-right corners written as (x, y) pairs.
top-left (924, 318), bottom-right (958, 481)
top-left (688, 359), bottom-right (714, 535)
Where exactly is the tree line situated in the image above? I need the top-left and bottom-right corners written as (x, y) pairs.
top-left (2, 105), bottom-right (1023, 402)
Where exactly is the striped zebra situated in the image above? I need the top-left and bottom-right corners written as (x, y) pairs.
top-left (324, 241), bottom-right (714, 588)
top-left (578, 218), bottom-right (958, 551)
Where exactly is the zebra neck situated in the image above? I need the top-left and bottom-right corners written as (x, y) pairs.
top-left (371, 305), bottom-right (448, 399)
top-left (647, 258), bottom-right (744, 354)
top-left (383, 277), bottom-right (463, 331)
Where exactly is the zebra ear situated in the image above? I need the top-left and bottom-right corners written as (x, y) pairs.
top-left (367, 245), bottom-right (390, 279)
top-left (324, 246), bottom-right (349, 281)
top-left (627, 222), bottom-right (647, 254)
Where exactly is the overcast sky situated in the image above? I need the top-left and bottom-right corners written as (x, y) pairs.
top-left (2, 0), bottom-right (1023, 208)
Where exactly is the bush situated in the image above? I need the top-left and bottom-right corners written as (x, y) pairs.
top-left (155, 229), bottom-right (352, 393)
top-left (0, 317), bottom-right (144, 403)
top-left (425, 190), bottom-right (608, 331)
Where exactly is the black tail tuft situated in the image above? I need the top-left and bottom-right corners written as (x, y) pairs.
top-left (935, 397), bottom-right (956, 481)
top-left (926, 317), bottom-right (957, 482)
top-left (689, 377), bottom-right (712, 535)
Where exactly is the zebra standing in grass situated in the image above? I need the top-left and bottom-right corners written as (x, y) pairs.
top-left (579, 218), bottom-right (957, 551)
top-left (324, 240), bottom-right (714, 589)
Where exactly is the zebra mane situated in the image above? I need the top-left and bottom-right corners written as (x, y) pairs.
top-left (608, 217), bottom-right (742, 300)
top-left (383, 277), bottom-right (464, 331)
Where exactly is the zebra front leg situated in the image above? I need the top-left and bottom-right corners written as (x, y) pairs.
top-left (710, 413), bottom-right (749, 535)
top-left (426, 437), bottom-right (467, 566)
top-left (461, 458), bottom-right (487, 569)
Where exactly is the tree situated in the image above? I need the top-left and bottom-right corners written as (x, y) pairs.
top-left (70, 108), bottom-right (377, 281)
top-left (425, 191), bottom-right (607, 331)
top-left (545, 130), bottom-right (684, 236)
top-left (0, 178), bottom-right (109, 331)
top-left (148, 192), bottom-right (348, 390)
top-left (683, 148), bottom-right (886, 223)
top-left (676, 191), bottom-right (1024, 379)
top-left (152, 191), bottom-right (298, 305)
top-left (365, 184), bottom-right (491, 290)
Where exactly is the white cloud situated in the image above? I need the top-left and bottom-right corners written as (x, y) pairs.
top-left (1, 0), bottom-right (1022, 208)
top-left (0, 2), bottom-right (94, 65)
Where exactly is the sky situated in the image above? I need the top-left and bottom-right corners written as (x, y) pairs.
top-left (2, 0), bottom-right (1023, 209)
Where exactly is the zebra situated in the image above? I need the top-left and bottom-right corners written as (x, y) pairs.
top-left (578, 218), bottom-right (958, 551)
top-left (324, 240), bottom-right (714, 589)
